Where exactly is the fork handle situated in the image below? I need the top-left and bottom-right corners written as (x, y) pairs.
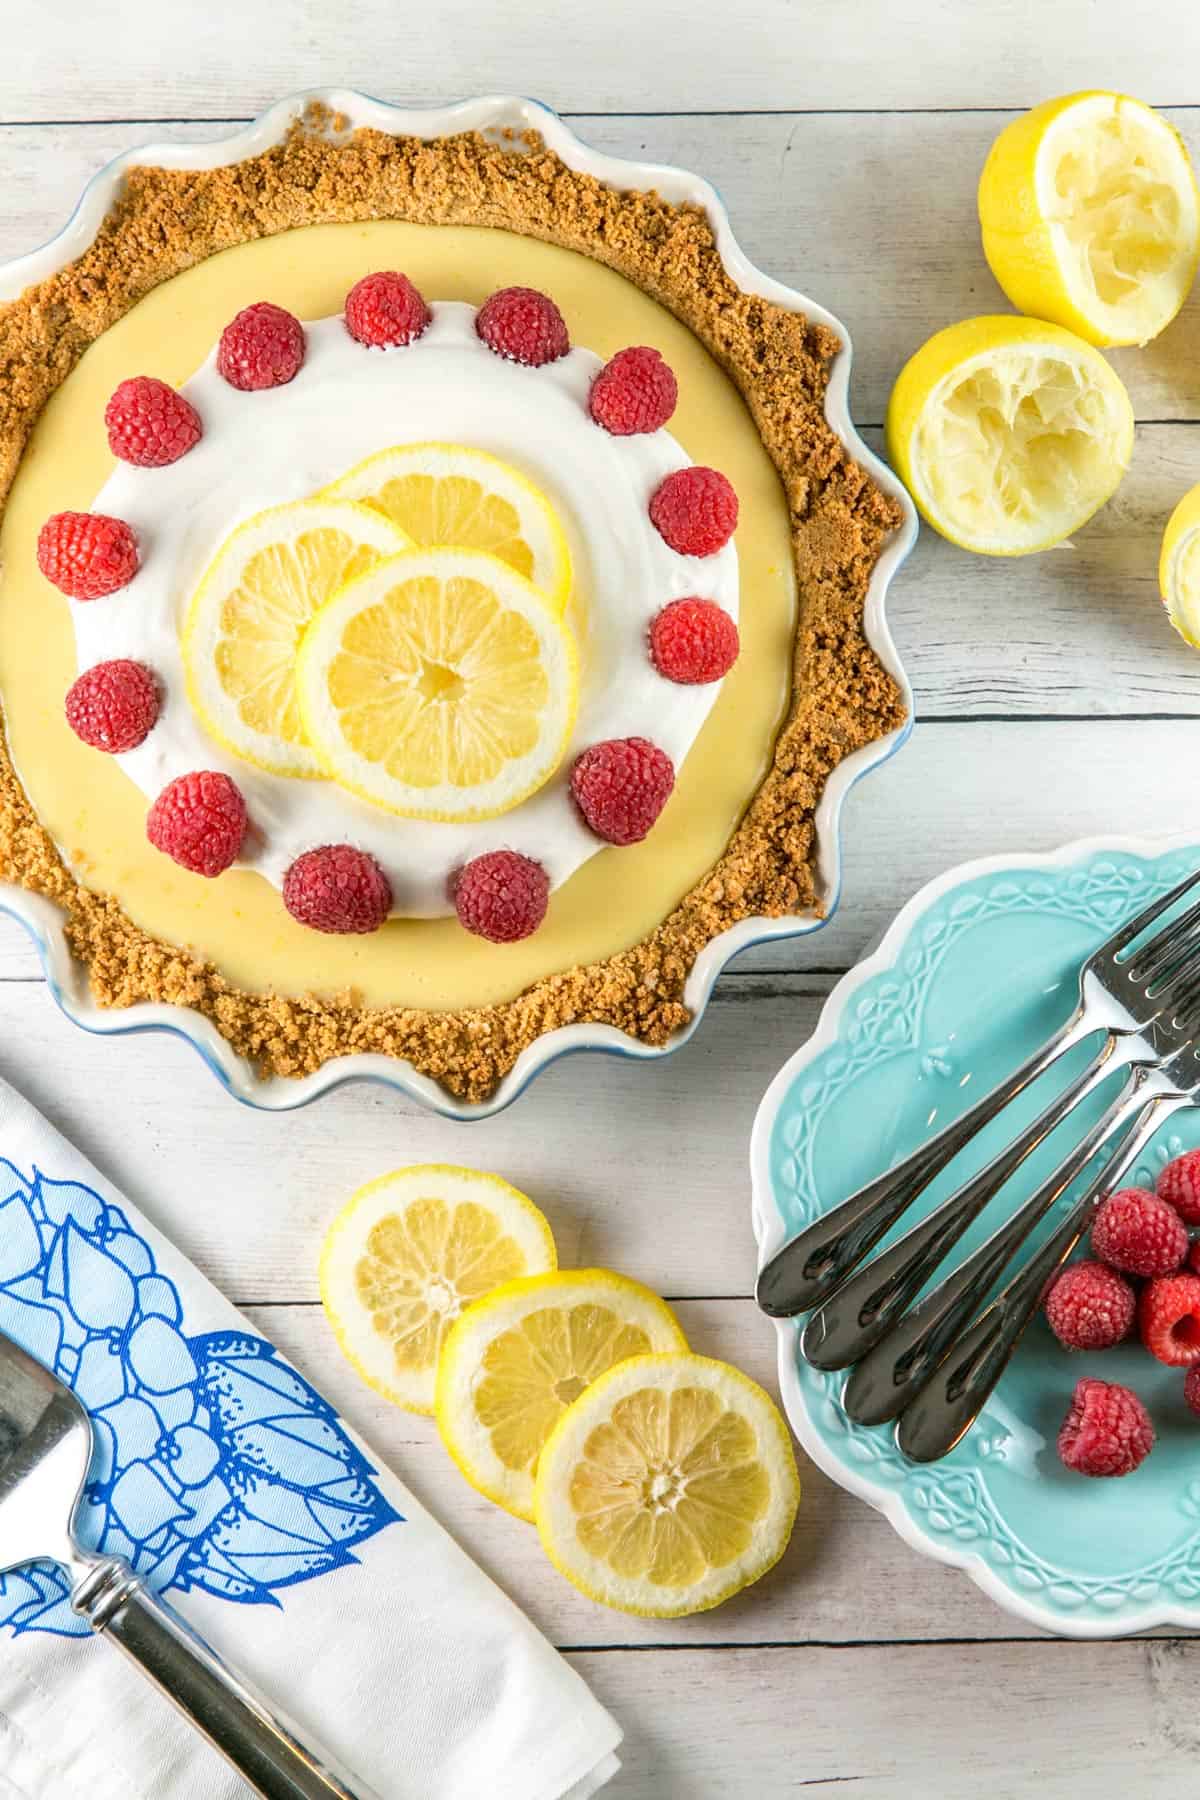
top-left (72, 1558), bottom-right (379, 1800)
top-left (803, 1037), bottom-right (1128, 1372)
top-left (895, 1086), bottom-right (1182, 1463)
top-left (841, 1065), bottom-right (1146, 1425)
top-left (755, 1008), bottom-right (1099, 1318)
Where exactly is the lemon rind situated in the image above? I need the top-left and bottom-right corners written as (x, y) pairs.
top-left (318, 1164), bottom-right (557, 1416)
top-left (980, 90), bottom-right (1200, 350)
top-left (322, 440), bottom-right (573, 616)
top-left (885, 315), bottom-right (1134, 556)
top-left (435, 1269), bottom-right (689, 1523)
top-left (183, 497), bottom-right (411, 778)
top-left (533, 1351), bottom-right (801, 1619)
top-left (1160, 482), bottom-right (1200, 650)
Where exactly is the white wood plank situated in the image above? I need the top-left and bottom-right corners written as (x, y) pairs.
top-left (252, 1297), bottom-right (1176, 1650)
top-left (867, 425), bottom-right (1200, 720)
top-left (1, 0), bottom-right (1198, 119)
top-left (0, 966), bottom-right (834, 1300)
top-left (565, 1639), bottom-right (1200, 1797)
top-left (735, 716), bottom-right (1200, 974)
top-left (4, 115), bottom-right (1199, 426)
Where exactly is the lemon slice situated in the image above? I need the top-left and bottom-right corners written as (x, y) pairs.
top-left (1160, 482), bottom-right (1200, 648)
top-left (295, 547), bottom-right (579, 821)
top-left (979, 91), bottom-right (1200, 348)
top-left (319, 1165), bottom-right (557, 1414)
top-left (534, 1352), bottom-right (799, 1617)
top-left (886, 315), bottom-right (1134, 556)
top-left (183, 498), bottom-right (410, 777)
top-left (323, 443), bottom-right (572, 615)
top-left (435, 1270), bottom-right (688, 1521)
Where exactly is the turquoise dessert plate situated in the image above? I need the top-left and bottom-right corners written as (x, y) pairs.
top-left (751, 836), bottom-right (1200, 1638)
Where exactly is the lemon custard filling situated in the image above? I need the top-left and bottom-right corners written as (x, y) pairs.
top-left (0, 221), bottom-right (796, 1010)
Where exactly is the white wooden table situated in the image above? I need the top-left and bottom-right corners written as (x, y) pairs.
top-left (3, 5), bottom-right (1200, 1791)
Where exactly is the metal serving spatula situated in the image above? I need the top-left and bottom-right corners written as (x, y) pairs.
top-left (0, 1325), bottom-right (379, 1800)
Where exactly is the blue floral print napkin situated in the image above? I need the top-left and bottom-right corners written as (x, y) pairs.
top-left (0, 1076), bottom-right (620, 1800)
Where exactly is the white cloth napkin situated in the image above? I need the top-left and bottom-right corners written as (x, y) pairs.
top-left (0, 1077), bottom-right (621, 1800)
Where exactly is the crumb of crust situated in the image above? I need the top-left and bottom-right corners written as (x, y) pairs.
top-left (0, 110), bottom-right (905, 1104)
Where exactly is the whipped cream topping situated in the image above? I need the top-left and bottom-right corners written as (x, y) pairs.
top-left (74, 303), bottom-right (739, 917)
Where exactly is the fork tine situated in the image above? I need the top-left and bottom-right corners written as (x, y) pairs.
top-left (1103, 864), bottom-right (1200, 963)
top-left (1163, 957), bottom-right (1200, 1026)
top-left (1125, 893), bottom-right (1200, 987)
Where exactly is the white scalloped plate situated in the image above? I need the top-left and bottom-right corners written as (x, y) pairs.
top-left (0, 91), bottom-right (916, 1119)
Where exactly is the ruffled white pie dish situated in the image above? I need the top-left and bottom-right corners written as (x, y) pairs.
top-left (0, 90), bottom-right (916, 1119)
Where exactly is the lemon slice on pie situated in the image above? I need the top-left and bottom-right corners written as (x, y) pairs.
top-left (534, 1352), bottom-right (800, 1617)
top-left (319, 1165), bottom-right (557, 1414)
top-left (979, 91), bottom-right (1200, 349)
top-left (886, 315), bottom-right (1134, 555)
top-left (183, 497), bottom-right (410, 777)
top-left (1160, 482), bottom-right (1200, 648)
top-left (323, 442), bottom-right (572, 615)
top-left (295, 547), bottom-right (579, 821)
top-left (435, 1270), bottom-right (689, 1521)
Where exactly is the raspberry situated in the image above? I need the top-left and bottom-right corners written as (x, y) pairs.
top-left (454, 850), bottom-right (549, 943)
top-left (217, 302), bottom-right (305, 390)
top-left (105, 376), bottom-right (201, 467)
top-left (475, 287), bottom-right (569, 366)
top-left (65, 660), bottom-right (160, 753)
top-left (1187, 1366), bottom-right (1200, 1417)
top-left (649, 597), bottom-right (740, 685)
top-left (1157, 1149), bottom-right (1200, 1226)
top-left (37, 511), bottom-right (139, 600)
top-left (344, 272), bottom-right (430, 349)
top-left (1058, 1377), bottom-right (1154, 1478)
top-left (649, 466), bottom-right (738, 557)
top-left (146, 771), bottom-right (247, 877)
top-left (282, 845), bottom-right (391, 935)
top-left (589, 346), bottom-right (678, 434)
top-left (1190, 1239), bottom-right (1200, 1276)
top-left (571, 737), bottom-right (675, 846)
top-left (1091, 1186), bottom-right (1188, 1277)
top-left (1139, 1273), bottom-right (1200, 1367)
top-left (1043, 1260), bottom-right (1135, 1351)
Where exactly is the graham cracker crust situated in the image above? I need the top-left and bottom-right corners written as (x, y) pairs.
top-left (0, 112), bottom-right (905, 1101)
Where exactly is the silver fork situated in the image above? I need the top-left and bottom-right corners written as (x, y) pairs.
top-left (895, 1035), bottom-right (1200, 1462)
top-left (839, 994), bottom-right (1200, 1429)
top-left (756, 863), bottom-right (1200, 1322)
top-left (799, 891), bottom-right (1200, 1377)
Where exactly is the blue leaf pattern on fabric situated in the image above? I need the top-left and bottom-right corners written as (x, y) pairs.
top-left (0, 1164), bottom-right (400, 1638)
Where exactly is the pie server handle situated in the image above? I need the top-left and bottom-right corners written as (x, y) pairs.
top-left (72, 1557), bottom-right (381, 1800)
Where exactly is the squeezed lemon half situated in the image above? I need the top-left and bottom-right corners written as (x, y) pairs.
top-left (979, 90), bottom-right (1200, 348)
top-left (886, 315), bottom-right (1134, 555)
top-left (323, 442), bottom-right (572, 616)
top-left (183, 498), bottom-right (410, 777)
top-left (319, 1165), bottom-right (557, 1414)
top-left (436, 1269), bottom-right (688, 1521)
top-left (1160, 482), bottom-right (1200, 649)
top-left (295, 547), bottom-right (580, 821)
top-left (534, 1352), bottom-right (800, 1617)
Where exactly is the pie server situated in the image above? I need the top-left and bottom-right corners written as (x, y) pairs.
top-left (0, 1324), bottom-right (380, 1799)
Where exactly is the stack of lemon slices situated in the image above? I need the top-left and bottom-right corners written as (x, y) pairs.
top-left (320, 1165), bottom-right (800, 1618)
top-left (183, 444), bottom-right (578, 818)
top-left (888, 91), bottom-right (1198, 564)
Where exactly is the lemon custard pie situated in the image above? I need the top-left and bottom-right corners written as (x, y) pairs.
top-left (0, 114), bottom-right (904, 1099)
